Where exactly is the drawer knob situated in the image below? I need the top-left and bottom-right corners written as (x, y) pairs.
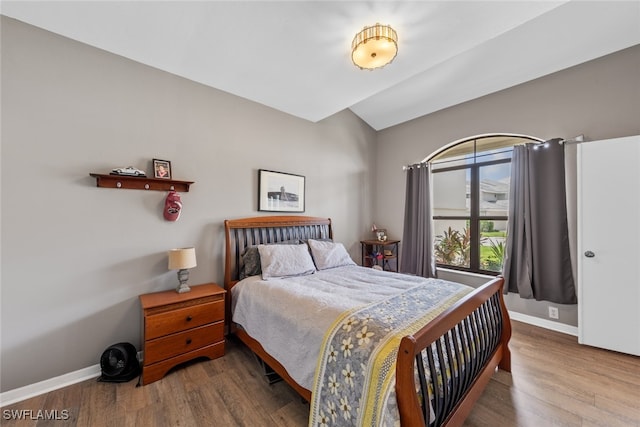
top-left (186, 338), bottom-right (192, 345)
top-left (186, 315), bottom-right (193, 322)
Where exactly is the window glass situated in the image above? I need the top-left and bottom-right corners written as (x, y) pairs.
top-left (432, 169), bottom-right (470, 216)
top-left (475, 147), bottom-right (513, 163)
top-left (429, 134), bottom-right (540, 275)
top-left (474, 136), bottom-right (519, 155)
top-left (480, 220), bottom-right (507, 272)
top-left (479, 163), bottom-right (510, 217)
top-left (431, 140), bottom-right (474, 170)
top-left (431, 137), bottom-right (516, 168)
top-left (433, 219), bottom-right (470, 268)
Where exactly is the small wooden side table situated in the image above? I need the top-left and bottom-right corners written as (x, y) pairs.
top-left (360, 239), bottom-right (400, 272)
top-left (139, 283), bottom-right (225, 385)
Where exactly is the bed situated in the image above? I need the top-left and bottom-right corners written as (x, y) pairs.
top-left (224, 215), bottom-right (511, 426)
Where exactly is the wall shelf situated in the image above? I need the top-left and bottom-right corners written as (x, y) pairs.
top-left (90, 173), bottom-right (194, 192)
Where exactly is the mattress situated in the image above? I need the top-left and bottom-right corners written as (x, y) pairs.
top-left (231, 265), bottom-right (471, 390)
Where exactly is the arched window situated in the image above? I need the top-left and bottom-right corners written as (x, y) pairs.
top-left (427, 134), bottom-right (541, 275)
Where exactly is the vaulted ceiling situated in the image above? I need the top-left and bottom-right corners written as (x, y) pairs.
top-left (3, 1), bottom-right (639, 130)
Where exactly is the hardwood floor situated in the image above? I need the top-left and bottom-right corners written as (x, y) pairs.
top-left (2, 320), bottom-right (638, 426)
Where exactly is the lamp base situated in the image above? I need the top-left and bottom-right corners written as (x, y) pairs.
top-left (176, 283), bottom-right (191, 294)
top-left (175, 268), bottom-right (191, 293)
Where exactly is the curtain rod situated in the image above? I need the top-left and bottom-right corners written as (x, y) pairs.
top-left (561, 134), bottom-right (586, 144)
top-left (402, 134), bottom-right (586, 170)
top-left (402, 162), bottom-right (428, 171)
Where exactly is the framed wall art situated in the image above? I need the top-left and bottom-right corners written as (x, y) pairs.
top-left (258, 169), bottom-right (305, 212)
top-left (153, 159), bottom-right (171, 179)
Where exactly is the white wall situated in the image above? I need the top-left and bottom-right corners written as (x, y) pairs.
top-left (374, 44), bottom-right (640, 328)
top-left (0, 17), bottom-right (376, 392)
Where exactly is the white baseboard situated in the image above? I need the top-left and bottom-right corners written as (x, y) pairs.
top-left (508, 310), bottom-right (578, 336)
top-left (0, 364), bottom-right (101, 407)
top-left (1, 317), bottom-right (575, 407)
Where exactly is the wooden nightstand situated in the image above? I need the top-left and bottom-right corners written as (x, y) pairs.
top-left (139, 283), bottom-right (226, 385)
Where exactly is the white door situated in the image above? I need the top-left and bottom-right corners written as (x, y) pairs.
top-left (578, 135), bottom-right (640, 356)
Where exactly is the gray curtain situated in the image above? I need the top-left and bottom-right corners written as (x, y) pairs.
top-left (503, 140), bottom-right (577, 304)
top-left (400, 164), bottom-right (437, 277)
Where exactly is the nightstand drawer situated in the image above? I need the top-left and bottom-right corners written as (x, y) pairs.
top-left (144, 322), bottom-right (224, 364)
top-left (145, 300), bottom-right (224, 340)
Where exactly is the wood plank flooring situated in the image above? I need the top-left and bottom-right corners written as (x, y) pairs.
top-left (2, 320), bottom-right (639, 426)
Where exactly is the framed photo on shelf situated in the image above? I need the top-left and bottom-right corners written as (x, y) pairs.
top-left (375, 229), bottom-right (387, 241)
top-left (258, 169), bottom-right (305, 212)
top-left (153, 159), bottom-right (171, 179)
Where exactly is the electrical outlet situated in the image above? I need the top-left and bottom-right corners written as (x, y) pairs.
top-left (548, 306), bottom-right (559, 319)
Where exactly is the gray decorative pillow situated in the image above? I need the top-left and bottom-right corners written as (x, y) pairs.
top-left (239, 239), bottom-right (299, 279)
top-left (258, 244), bottom-right (317, 280)
top-left (239, 247), bottom-right (261, 280)
top-left (307, 239), bottom-right (356, 270)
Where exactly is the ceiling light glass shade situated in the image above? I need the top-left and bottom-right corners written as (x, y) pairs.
top-left (351, 23), bottom-right (398, 70)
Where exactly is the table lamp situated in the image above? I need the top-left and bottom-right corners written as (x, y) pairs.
top-left (168, 247), bottom-right (197, 293)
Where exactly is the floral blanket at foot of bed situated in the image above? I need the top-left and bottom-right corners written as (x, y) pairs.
top-left (308, 279), bottom-right (472, 427)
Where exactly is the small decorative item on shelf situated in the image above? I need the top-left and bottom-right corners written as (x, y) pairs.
top-left (110, 166), bottom-right (146, 177)
top-left (371, 251), bottom-right (384, 260)
top-left (376, 229), bottom-right (387, 242)
top-left (153, 159), bottom-right (172, 179)
top-left (371, 223), bottom-right (381, 239)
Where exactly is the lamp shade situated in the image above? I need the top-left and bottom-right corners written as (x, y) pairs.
top-left (351, 23), bottom-right (398, 70)
top-left (168, 247), bottom-right (197, 270)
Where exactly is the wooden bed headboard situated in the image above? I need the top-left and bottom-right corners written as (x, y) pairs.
top-left (223, 215), bottom-right (332, 292)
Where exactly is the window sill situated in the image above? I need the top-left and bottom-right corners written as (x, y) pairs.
top-left (436, 267), bottom-right (497, 280)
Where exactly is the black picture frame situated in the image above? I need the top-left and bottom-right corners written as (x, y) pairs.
top-left (153, 159), bottom-right (171, 179)
top-left (258, 169), bottom-right (305, 212)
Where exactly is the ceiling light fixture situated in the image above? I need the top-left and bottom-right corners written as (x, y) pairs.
top-left (351, 23), bottom-right (398, 70)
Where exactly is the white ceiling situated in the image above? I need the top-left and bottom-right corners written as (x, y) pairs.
top-left (2, 1), bottom-right (639, 130)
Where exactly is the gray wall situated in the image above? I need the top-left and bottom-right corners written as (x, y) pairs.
top-left (374, 44), bottom-right (640, 327)
top-left (0, 17), bottom-right (376, 392)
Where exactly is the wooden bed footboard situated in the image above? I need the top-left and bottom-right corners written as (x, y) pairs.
top-left (396, 276), bottom-right (511, 427)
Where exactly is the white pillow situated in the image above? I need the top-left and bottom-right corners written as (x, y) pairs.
top-left (307, 239), bottom-right (356, 270)
top-left (258, 244), bottom-right (316, 280)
